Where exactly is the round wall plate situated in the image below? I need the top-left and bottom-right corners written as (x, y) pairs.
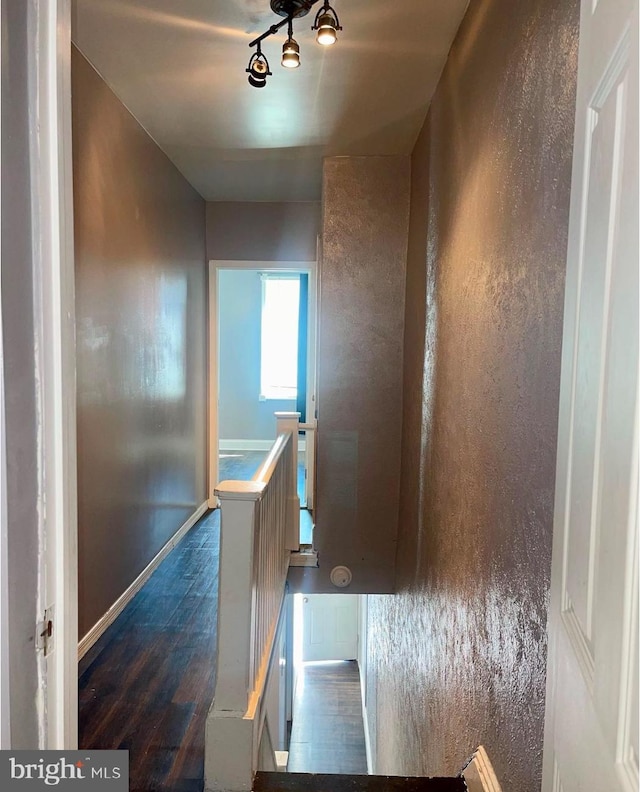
top-left (330, 565), bottom-right (352, 588)
top-left (270, 0), bottom-right (313, 18)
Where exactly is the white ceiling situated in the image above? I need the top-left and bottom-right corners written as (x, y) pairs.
top-left (72, 0), bottom-right (468, 202)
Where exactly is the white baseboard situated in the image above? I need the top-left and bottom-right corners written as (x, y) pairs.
top-left (288, 550), bottom-right (318, 567)
top-left (274, 751), bottom-right (288, 772)
top-left (78, 500), bottom-right (209, 660)
top-left (219, 439), bottom-right (306, 452)
top-left (464, 745), bottom-right (502, 792)
top-left (362, 700), bottom-right (373, 774)
top-left (219, 439), bottom-right (272, 451)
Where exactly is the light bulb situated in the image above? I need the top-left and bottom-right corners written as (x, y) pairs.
top-left (247, 55), bottom-right (269, 87)
top-left (281, 37), bottom-right (300, 68)
top-left (316, 13), bottom-right (337, 45)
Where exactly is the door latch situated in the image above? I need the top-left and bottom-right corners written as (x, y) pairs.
top-left (37, 606), bottom-right (54, 656)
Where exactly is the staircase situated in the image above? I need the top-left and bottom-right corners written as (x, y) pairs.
top-left (254, 772), bottom-right (467, 792)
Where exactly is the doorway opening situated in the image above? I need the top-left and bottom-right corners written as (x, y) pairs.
top-left (288, 593), bottom-right (368, 773)
top-left (210, 261), bottom-right (317, 547)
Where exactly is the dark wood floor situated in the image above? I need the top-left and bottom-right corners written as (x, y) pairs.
top-left (78, 507), bottom-right (220, 792)
top-left (78, 452), bottom-right (315, 791)
top-left (287, 661), bottom-right (368, 775)
top-left (254, 774), bottom-right (467, 792)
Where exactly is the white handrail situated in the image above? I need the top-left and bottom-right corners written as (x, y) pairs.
top-left (253, 431), bottom-right (289, 484)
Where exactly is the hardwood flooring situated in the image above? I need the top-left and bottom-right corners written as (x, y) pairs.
top-left (78, 507), bottom-right (220, 792)
top-left (254, 774), bottom-right (467, 792)
top-left (287, 661), bottom-right (368, 775)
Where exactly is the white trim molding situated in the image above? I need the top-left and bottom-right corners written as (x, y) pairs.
top-left (288, 550), bottom-right (318, 567)
top-left (30, 0), bottom-right (78, 750)
top-left (78, 501), bottom-right (208, 659)
top-left (0, 173), bottom-right (9, 750)
top-left (220, 439), bottom-right (306, 453)
top-left (362, 699), bottom-right (373, 774)
top-left (220, 439), bottom-right (276, 452)
top-left (463, 745), bottom-right (503, 792)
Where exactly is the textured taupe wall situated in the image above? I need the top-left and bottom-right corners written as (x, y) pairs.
top-left (290, 156), bottom-right (410, 593)
top-left (367, 0), bottom-right (579, 789)
top-left (1, 0), bottom-right (40, 746)
top-left (206, 202), bottom-right (319, 262)
top-left (73, 48), bottom-right (207, 637)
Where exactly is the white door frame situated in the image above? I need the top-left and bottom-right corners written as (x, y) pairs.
top-left (29, 0), bottom-right (78, 749)
top-left (208, 260), bottom-right (317, 506)
top-left (0, 132), bottom-right (10, 749)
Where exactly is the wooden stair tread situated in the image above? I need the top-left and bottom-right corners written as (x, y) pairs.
top-left (253, 772), bottom-right (467, 792)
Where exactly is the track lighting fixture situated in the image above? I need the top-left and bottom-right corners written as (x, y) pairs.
top-left (246, 0), bottom-right (341, 87)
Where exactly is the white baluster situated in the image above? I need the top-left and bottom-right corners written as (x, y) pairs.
top-left (274, 411), bottom-right (300, 551)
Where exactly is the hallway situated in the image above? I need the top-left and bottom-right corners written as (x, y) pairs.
top-left (3, 2), bottom-right (636, 790)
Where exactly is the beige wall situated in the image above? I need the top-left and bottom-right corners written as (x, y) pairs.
top-left (206, 202), bottom-right (319, 262)
top-left (290, 156), bottom-right (410, 594)
top-left (73, 48), bottom-right (208, 637)
top-left (367, 0), bottom-right (579, 788)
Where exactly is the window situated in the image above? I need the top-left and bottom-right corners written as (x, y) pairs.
top-left (260, 274), bottom-right (300, 400)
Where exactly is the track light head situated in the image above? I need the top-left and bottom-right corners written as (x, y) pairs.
top-left (282, 37), bottom-right (300, 68)
top-left (315, 12), bottom-right (337, 44)
top-left (312, 3), bottom-right (341, 46)
top-left (247, 50), bottom-right (272, 87)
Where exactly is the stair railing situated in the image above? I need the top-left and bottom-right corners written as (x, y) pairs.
top-left (205, 413), bottom-right (301, 792)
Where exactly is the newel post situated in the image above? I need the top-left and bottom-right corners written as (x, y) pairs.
top-left (274, 411), bottom-right (300, 552)
top-left (205, 479), bottom-right (265, 792)
top-left (212, 480), bottom-right (264, 712)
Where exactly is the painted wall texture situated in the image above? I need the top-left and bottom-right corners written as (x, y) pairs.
top-left (1, 0), bottom-right (40, 747)
top-left (290, 156), bottom-right (410, 594)
top-left (367, 0), bottom-right (579, 789)
top-left (72, 48), bottom-right (208, 637)
top-left (206, 202), bottom-right (319, 262)
top-left (218, 269), bottom-right (296, 443)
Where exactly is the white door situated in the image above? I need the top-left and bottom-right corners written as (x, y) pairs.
top-left (302, 594), bottom-right (359, 662)
top-left (542, 0), bottom-right (638, 790)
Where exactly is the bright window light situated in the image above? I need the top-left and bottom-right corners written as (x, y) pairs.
top-left (260, 274), bottom-right (300, 400)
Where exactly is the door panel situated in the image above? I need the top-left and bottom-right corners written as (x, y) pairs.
top-left (302, 594), bottom-right (359, 662)
top-left (542, 1), bottom-right (638, 790)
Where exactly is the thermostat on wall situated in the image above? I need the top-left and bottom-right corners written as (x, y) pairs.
top-left (330, 565), bottom-right (352, 588)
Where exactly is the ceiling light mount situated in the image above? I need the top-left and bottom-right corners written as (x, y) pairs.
top-left (247, 0), bottom-right (341, 86)
top-left (270, 0), bottom-right (314, 18)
